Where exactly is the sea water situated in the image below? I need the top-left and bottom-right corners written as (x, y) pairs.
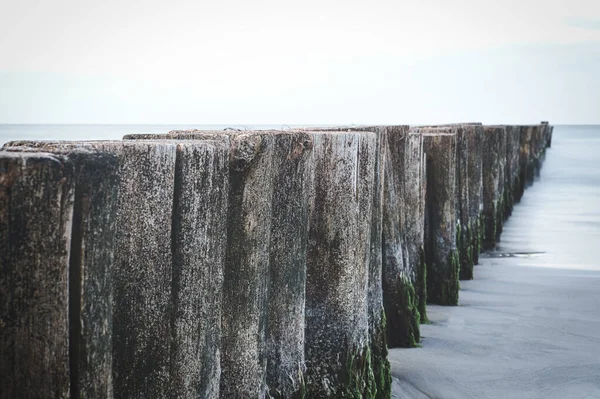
top-left (494, 125), bottom-right (600, 271)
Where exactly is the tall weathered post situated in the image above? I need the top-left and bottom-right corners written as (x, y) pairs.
top-left (89, 135), bottom-right (231, 399)
top-left (169, 141), bottom-right (229, 399)
top-left (129, 129), bottom-right (316, 398)
top-left (301, 125), bottom-right (392, 395)
top-left (465, 126), bottom-right (484, 266)
top-left (0, 152), bottom-right (75, 399)
top-left (504, 126), bottom-right (522, 218)
top-left (419, 128), bottom-right (460, 306)
top-left (541, 122), bottom-right (553, 148)
top-left (381, 126), bottom-right (423, 347)
top-left (91, 141), bottom-right (177, 399)
top-left (10, 140), bottom-right (180, 398)
top-left (455, 126), bottom-right (472, 280)
top-left (482, 127), bottom-right (507, 249)
top-left (1, 143), bottom-right (122, 399)
top-left (127, 130), bottom-right (276, 398)
top-left (420, 123), bottom-right (481, 280)
top-left (304, 131), bottom-right (376, 397)
top-left (403, 130), bottom-right (427, 321)
top-left (517, 125), bottom-right (533, 201)
top-left (263, 131), bottom-right (313, 398)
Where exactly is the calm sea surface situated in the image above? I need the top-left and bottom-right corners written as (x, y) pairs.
top-left (494, 125), bottom-right (600, 271)
top-left (1, 124), bottom-right (598, 271)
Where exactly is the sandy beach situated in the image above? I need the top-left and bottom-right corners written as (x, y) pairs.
top-left (390, 259), bottom-right (600, 398)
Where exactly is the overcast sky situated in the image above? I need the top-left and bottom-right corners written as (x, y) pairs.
top-left (0, 0), bottom-right (599, 124)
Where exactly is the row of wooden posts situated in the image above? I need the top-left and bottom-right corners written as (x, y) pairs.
top-left (0, 122), bottom-right (552, 398)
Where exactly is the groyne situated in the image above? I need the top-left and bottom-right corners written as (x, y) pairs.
top-left (0, 122), bottom-right (552, 398)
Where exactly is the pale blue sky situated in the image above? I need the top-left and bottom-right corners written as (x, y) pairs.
top-left (0, 0), bottom-right (599, 124)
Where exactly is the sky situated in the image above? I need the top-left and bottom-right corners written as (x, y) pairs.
top-left (0, 0), bottom-right (599, 125)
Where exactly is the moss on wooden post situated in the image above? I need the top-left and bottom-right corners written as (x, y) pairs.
top-left (482, 127), bottom-right (507, 249)
top-left (304, 131), bottom-right (375, 397)
top-left (504, 126), bottom-right (521, 218)
top-left (301, 125), bottom-right (392, 395)
top-left (381, 126), bottom-right (423, 346)
top-left (420, 129), bottom-right (460, 306)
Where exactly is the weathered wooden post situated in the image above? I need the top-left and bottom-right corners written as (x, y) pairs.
top-left (14, 141), bottom-right (179, 398)
top-left (1, 143), bottom-right (123, 398)
top-left (504, 126), bottom-right (522, 218)
top-left (127, 130), bottom-right (276, 398)
top-left (455, 126), bottom-right (472, 280)
top-left (402, 130), bottom-right (427, 322)
top-left (263, 131), bottom-right (313, 398)
top-left (541, 122), bottom-right (553, 148)
top-left (304, 131), bottom-right (376, 397)
top-left (482, 127), bottom-right (507, 249)
top-left (381, 126), bottom-right (423, 347)
top-left (419, 128), bottom-right (460, 306)
top-left (517, 125), bottom-right (533, 201)
top-left (132, 130), bottom-right (316, 398)
top-left (301, 125), bottom-right (391, 395)
top-left (65, 150), bottom-right (119, 399)
top-left (169, 140), bottom-right (229, 399)
top-left (82, 136), bottom-right (230, 399)
top-left (83, 141), bottom-right (177, 399)
top-left (420, 123), bottom-right (480, 280)
top-left (465, 126), bottom-right (484, 266)
top-left (0, 151), bottom-right (75, 399)
top-left (368, 127), bottom-right (392, 398)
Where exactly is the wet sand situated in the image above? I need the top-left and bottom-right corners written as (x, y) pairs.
top-left (390, 256), bottom-right (600, 398)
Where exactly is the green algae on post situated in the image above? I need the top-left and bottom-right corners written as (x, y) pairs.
top-left (304, 132), bottom-right (375, 397)
top-left (465, 125), bottom-right (484, 265)
top-left (416, 245), bottom-right (428, 323)
top-left (420, 128), bottom-right (460, 306)
top-left (381, 126), bottom-right (420, 347)
top-left (372, 308), bottom-right (392, 399)
top-left (455, 126), bottom-right (473, 281)
top-left (300, 125), bottom-right (392, 396)
top-left (482, 126), bottom-right (507, 249)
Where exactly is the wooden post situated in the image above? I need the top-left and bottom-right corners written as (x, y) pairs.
top-left (504, 126), bottom-right (522, 218)
top-left (305, 131), bottom-right (375, 397)
top-left (455, 127), bottom-right (471, 280)
top-left (402, 130), bottom-right (427, 322)
top-left (465, 126), bottom-right (484, 266)
top-left (126, 131), bottom-right (275, 398)
top-left (482, 127), bottom-right (507, 249)
top-left (0, 151), bottom-right (74, 399)
top-left (381, 126), bottom-right (422, 347)
top-left (170, 141), bottom-right (229, 399)
top-left (263, 132), bottom-right (313, 398)
top-left (1, 144), bottom-right (121, 399)
top-left (517, 125), bottom-right (533, 200)
top-left (300, 125), bottom-right (392, 394)
top-left (420, 129), bottom-right (460, 306)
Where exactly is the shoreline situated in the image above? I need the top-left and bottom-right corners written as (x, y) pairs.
top-left (390, 259), bottom-right (600, 398)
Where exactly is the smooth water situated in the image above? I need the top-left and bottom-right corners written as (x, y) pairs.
top-left (1, 124), bottom-right (598, 271)
top-left (494, 125), bottom-right (600, 271)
